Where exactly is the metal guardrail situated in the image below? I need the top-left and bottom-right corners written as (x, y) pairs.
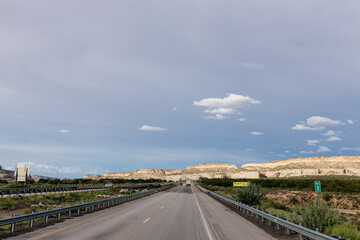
top-left (0, 185), bottom-right (175, 234)
top-left (206, 189), bottom-right (349, 240)
top-left (0, 186), bottom-right (106, 197)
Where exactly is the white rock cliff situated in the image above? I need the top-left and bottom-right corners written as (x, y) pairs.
top-left (82, 156), bottom-right (360, 181)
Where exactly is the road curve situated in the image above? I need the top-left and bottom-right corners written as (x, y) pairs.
top-left (10, 185), bottom-right (277, 240)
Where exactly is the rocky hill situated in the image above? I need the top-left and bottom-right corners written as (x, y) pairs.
top-left (0, 165), bottom-right (14, 180)
top-left (83, 156), bottom-right (360, 181)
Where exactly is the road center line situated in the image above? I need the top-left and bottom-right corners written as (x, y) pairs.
top-left (143, 217), bottom-right (151, 223)
top-left (192, 187), bottom-right (214, 240)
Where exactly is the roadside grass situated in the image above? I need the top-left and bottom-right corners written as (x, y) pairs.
top-left (204, 184), bottom-right (360, 239)
top-left (325, 222), bottom-right (360, 240)
top-left (0, 184), bottom-right (165, 215)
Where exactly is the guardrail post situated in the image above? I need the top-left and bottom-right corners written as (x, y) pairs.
top-left (297, 223), bottom-right (303, 240)
top-left (268, 218), bottom-right (272, 226)
top-left (77, 208), bottom-right (80, 215)
top-left (275, 218), bottom-right (280, 230)
top-left (57, 213), bottom-right (61, 220)
top-left (85, 207), bottom-right (88, 213)
top-left (29, 218), bottom-right (34, 228)
top-left (10, 223), bottom-right (15, 233)
top-left (68, 211), bottom-right (71, 217)
top-left (284, 219), bottom-right (290, 235)
top-left (45, 215), bottom-right (49, 223)
top-left (92, 205), bottom-right (94, 211)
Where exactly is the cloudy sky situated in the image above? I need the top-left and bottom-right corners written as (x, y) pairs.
top-left (1, 0), bottom-right (360, 178)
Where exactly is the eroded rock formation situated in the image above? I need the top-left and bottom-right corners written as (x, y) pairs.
top-left (83, 156), bottom-right (360, 181)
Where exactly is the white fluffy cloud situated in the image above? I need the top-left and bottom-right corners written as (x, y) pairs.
top-left (341, 147), bottom-right (360, 151)
top-left (59, 129), bottom-right (69, 133)
top-left (138, 125), bottom-right (167, 132)
top-left (347, 119), bottom-right (355, 125)
top-left (317, 146), bottom-right (331, 152)
top-left (322, 130), bottom-right (335, 136)
top-left (307, 116), bottom-right (343, 127)
top-left (21, 161), bottom-right (82, 174)
top-left (292, 116), bottom-right (344, 131)
top-left (300, 150), bottom-right (314, 154)
top-left (292, 124), bottom-right (319, 131)
top-left (206, 114), bottom-right (229, 120)
top-left (307, 140), bottom-right (320, 146)
top-left (250, 131), bottom-right (264, 136)
top-left (300, 146), bottom-right (331, 154)
top-left (194, 93), bottom-right (260, 120)
top-left (204, 108), bottom-right (238, 115)
top-left (326, 136), bottom-right (341, 142)
top-left (237, 118), bottom-right (246, 122)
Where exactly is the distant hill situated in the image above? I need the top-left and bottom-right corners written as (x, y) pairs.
top-left (83, 156), bottom-right (360, 181)
top-left (0, 165), bottom-right (14, 180)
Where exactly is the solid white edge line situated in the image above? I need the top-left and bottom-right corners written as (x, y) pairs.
top-left (143, 217), bottom-right (150, 223)
top-left (192, 186), bottom-right (214, 240)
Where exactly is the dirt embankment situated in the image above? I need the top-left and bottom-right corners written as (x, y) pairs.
top-left (267, 190), bottom-right (360, 210)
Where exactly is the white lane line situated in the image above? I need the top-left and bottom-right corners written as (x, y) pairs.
top-left (192, 187), bottom-right (214, 240)
top-left (160, 206), bottom-right (164, 209)
top-left (143, 217), bottom-right (151, 223)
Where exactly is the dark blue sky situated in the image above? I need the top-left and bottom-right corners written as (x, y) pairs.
top-left (1, 0), bottom-right (360, 178)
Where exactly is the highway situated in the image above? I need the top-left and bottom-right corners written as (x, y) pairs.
top-left (10, 185), bottom-right (278, 240)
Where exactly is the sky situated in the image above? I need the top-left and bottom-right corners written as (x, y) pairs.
top-left (1, 0), bottom-right (360, 178)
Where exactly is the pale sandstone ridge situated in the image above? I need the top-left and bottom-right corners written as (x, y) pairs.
top-left (186, 163), bottom-right (237, 171)
top-left (82, 156), bottom-right (360, 181)
top-left (240, 156), bottom-right (360, 178)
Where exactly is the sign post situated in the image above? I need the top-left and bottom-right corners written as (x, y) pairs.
top-left (314, 181), bottom-right (321, 207)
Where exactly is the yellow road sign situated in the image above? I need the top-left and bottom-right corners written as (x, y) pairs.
top-left (233, 182), bottom-right (249, 187)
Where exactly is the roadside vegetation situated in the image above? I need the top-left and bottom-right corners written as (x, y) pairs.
top-left (0, 184), bottom-right (165, 217)
top-left (201, 177), bottom-right (360, 193)
top-left (0, 178), bottom-right (168, 189)
top-left (200, 178), bottom-right (360, 239)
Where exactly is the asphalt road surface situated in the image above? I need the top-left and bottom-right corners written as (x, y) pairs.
top-left (10, 185), bottom-right (277, 240)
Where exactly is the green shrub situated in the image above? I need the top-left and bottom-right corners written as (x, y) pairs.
top-left (293, 202), bottom-right (341, 232)
top-left (0, 197), bottom-right (16, 210)
top-left (323, 193), bottom-right (332, 202)
top-left (325, 222), bottom-right (360, 240)
top-left (232, 183), bottom-right (268, 206)
top-left (24, 208), bottom-right (38, 214)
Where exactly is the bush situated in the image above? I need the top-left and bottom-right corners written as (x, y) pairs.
top-left (323, 193), bottom-right (332, 202)
top-left (0, 197), bottom-right (16, 210)
top-left (293, 202), bottom-right (341, 232)
top-left (325, 222), bottom-right (360, 240)
top-left (232, 183), bottom-right (268, 206)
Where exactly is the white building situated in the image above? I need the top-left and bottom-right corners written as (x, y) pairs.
top-left (14, 163), bottom-right (30, 183)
